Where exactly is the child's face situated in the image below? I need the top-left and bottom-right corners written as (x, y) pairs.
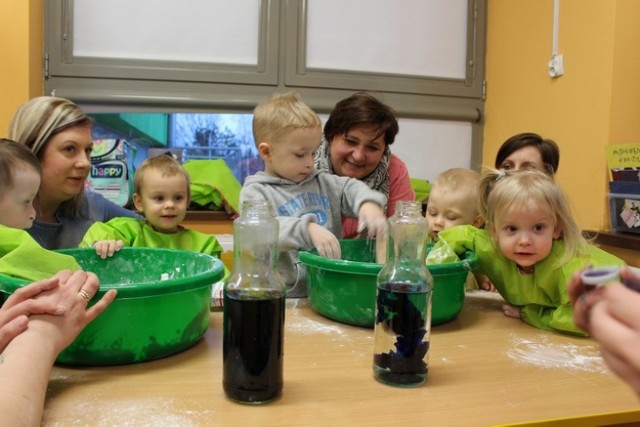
top-left (497, 145), bottom-right (545, 173)
top-left (426, 185), bottom-right (479, 241)
top-left (493, 200), bottom-right (560, 270)
top-left (262, 127), bottom-right (322, 183)
top-left (0, 167), bottom-right (40, 229)
top-left (133, 169), bottom-right (188, 234)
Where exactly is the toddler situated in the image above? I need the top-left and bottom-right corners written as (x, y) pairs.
top-left (426, 168), bottom-right (483, 242)
top-left (0, 139), bottom-right (80, 281)
top-left (435, 168), bottom-right (624, 335)
top-left (81, 155), bottom-right (223, 260)
top-left (241, 91), bottom-right (387, 297)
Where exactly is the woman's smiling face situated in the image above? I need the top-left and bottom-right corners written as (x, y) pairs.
top-left (328, 124), bottom-right (386, 180)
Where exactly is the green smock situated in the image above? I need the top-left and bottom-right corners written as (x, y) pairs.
top-left (437, 225), bottom-right (625, 336)
top-left (0, 225), bottom-right (81, 281)
top-left (80, 217), bottom-right (224, 259)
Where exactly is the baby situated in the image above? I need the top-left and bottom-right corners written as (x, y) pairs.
top-left (81, 154), bottom-right (224, 260)
top-left (0, 138), bottom-right (80, 280)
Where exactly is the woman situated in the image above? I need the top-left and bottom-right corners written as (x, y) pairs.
top-left (315, 92), bottom-right (414, 238)
top-left (8, 96), bottom-right (140, 249)
top-left (495, 132), bottom-right (560, 175)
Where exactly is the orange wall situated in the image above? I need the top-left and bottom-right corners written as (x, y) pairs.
top-left (484, 0), bottom-right (640, 235)
top-left (0, 0), bottom-right (43, 135)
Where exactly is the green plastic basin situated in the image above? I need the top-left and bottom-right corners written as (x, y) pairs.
top-left (0, 247), bottom-right (224, 366)
top-left (299, 239), bottom-right (477, 327)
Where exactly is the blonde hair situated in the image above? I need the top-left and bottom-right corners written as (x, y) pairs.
top-left (134, 155), bottom-right (191, 202)
top-left (431, 167), bottom-right (481, 217)
top-left (478, 168), bottom-right (588, 266)
top-left (252, 91), bottom-right (321, 147)
top-left (8, 96), bottom-right (91, 217)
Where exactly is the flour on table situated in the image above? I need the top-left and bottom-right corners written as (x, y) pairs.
top-left (285, 298), bottom-right (348, 337)
top-left (507, 333), bottom-right (608, 374)
top-left (43, 396), bottom-right (211, 427)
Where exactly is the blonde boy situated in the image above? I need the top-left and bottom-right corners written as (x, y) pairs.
top-left (426, 168), bottom-right (483, 242)
top-left (426, 168), bottom-right (491, 290)
top-left (241, 91), bottom-right (387, 297)
top-left (81, 155), bottom-right (223, 259)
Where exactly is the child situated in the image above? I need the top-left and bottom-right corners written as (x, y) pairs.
top-left (426, 168), bottom-right (483, 243)
top-left (241, 91), bottom-right (388, 297)
top-left (425, 168), bottom-right (492, 291)
top-left (80, 155), bottom-right (223, 260)
top-left (435, 168), bottom-right (624, 336)
top-left (0, 139), bottom-right (81, 281)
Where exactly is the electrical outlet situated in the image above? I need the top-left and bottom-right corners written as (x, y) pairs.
top-left (548, 54), bottom-right (564, 78)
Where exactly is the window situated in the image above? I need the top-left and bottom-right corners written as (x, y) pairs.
top-left (47, 0), bottom-right (486, 175)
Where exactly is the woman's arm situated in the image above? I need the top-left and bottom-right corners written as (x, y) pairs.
top-left (0, 271), bottom-right (116, 425)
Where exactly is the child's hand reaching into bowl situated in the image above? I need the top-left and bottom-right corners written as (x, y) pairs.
top-left (357, 202), bottom-right (387, 239)
top-left (308, 223), bottom-right (341, 259)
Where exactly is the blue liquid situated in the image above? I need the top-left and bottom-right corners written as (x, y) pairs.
top-left (373, 283), bottom-right (430, 387)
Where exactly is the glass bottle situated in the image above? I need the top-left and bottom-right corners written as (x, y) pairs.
top-left (222, 200), bottom-right (286, 403)
top-left (373, 200), bottom-right (433, 387)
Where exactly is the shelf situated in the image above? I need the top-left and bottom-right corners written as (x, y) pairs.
top-left (584, 230), bottom-right (640, 252)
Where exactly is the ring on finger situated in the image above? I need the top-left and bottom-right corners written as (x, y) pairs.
top-left (78, 289), bottom-right (92, 303)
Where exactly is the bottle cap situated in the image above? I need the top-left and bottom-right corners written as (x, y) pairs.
top-left (580, 266), bottom-right (620, 287)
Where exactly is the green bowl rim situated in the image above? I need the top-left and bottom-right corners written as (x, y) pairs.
top-left (298, 240), bottom-right (477, 275)
top-left (0, 247), bottom-right (224, 298)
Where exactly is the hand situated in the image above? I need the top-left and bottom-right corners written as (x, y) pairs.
top-left (0, 277), bottom-right (67, 352)
top-left (476, 273), bottom-right (496, 292)
top-left (93, 240), bottom-right (124, 258)
top-left (308, 223), bottom-right (341, 259)
top-left (502, 304), bottom-right (521, 319)
top-left (27, 270), bottom-right (117, 354)
top-left (357, 202), bottom-right (387, 239)
top-left (588, 283), bottom-right (640, 397)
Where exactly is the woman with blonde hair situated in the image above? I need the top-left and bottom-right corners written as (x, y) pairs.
top-left (435, 168), bottom-right (623, 335)
top-left (9, 96), bottom-right (139, 249)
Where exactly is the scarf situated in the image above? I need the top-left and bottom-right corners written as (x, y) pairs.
top-left (314, 138), bottom-right (391, 206)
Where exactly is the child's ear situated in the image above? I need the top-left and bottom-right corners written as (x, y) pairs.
top-left (258, 142), bottom-right (271, 161)
top-left (553, 226), bottom-right (562, 239)
top-left (132, 193), bottom-right (143, 212)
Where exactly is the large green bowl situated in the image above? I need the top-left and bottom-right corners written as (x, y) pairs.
top-left (0, 247), bottom-right (224, 366)
top-left (299, 239), bottom-right (477, 327)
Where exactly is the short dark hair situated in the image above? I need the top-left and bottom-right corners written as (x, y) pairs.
top-left (0, 138), bottom-right (42, 197)
top-left (323, 92), bottom-right (399, 146)
top-left (494, 132), bottom-right (560, 175)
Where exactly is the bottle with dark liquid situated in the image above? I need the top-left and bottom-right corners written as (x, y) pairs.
top-left (223, 200), bottom-right (286, 404)
top-left (373, 200), bottom-right (432, 387)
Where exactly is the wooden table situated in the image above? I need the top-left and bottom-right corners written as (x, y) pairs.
top-left (42, 292), bottom-right (640, 426)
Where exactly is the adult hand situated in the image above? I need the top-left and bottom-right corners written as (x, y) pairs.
top-left (27, 270), bottom-right (117, 354)
top-left (0, 277), bottom-right (67, 352)
top-left (589, 283), bottom-right (640, 397)
top-left (357, 201), bottom-right (387, 239)
top-left (93, 240), bottom-right (124, 259)
top-left (308, 223), bottom-right (341, 259)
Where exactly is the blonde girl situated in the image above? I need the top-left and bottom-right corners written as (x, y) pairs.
top-left (436, 168), bottom-right (623, 335)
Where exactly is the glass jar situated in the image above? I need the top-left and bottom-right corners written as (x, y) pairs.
top-left (372, 200), bottom-right (433, 387)
top-left (222, 200), bottom-right (286, 403)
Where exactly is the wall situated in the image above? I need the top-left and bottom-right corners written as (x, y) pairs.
top-left (484, 0), bottom-right (640, 235)
top-left (0, 0), bottom-right (42, 134)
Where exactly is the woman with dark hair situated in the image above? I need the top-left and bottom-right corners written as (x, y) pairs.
top-left (495, 132), bottom-right (560, 176)
top-left (315, 92), bottom-right (414, 238)
top-left (8, 96), bottom-right (140, 249)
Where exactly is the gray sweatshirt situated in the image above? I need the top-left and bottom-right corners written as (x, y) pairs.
top-left (240, 170), bottom-right (387, 297)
